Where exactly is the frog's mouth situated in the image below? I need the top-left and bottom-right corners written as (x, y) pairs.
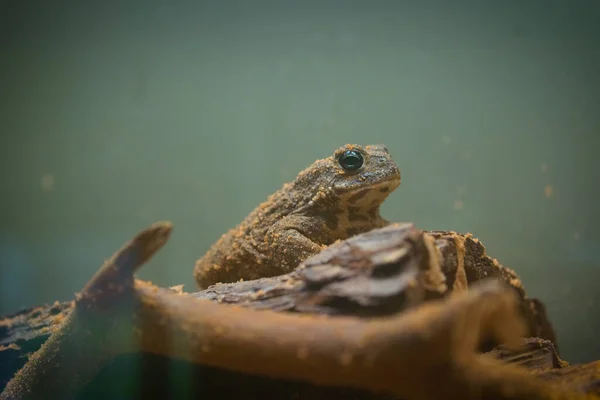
top-left (336, 177), bottom-right (401, 206)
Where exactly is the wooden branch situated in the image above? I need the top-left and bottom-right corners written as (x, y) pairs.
top-left (1, 222), bottom-right (173, 399)
top-left (0, 224), bottom-right (556, 359)
top-left (1, 222), bottom-right (596, 400)
top-left (427, 230), bottom-right (558, 346)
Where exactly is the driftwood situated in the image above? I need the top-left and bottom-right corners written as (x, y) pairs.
top-left (0, 222), bottom-right (598, 399)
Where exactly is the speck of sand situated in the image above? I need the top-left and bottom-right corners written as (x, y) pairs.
top-left (41, 173), bottom-right (55, 191)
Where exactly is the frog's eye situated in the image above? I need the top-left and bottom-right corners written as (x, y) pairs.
top-left (338, 150), bottom-right (364, 171)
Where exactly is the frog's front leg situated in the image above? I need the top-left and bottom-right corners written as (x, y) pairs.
top-left (265, 215), bottom-right (328, 275)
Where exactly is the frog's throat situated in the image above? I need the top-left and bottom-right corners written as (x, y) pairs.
top-left (337, 177), bottom-right (400, 208)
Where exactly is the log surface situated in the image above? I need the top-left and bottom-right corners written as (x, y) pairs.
top-left (0, 223), bottom-right (597, 400)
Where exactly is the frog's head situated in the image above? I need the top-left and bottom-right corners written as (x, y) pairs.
top-left (330, 144), bottom-right (401, 207)
top-left (292, 144), bottom-right (400, 210)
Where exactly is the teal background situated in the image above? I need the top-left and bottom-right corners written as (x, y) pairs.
top-left (0, 0), bottom-right (598, 363)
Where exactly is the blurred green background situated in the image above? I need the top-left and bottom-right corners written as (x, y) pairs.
top-left (0, 0), bottom-right (598, 363)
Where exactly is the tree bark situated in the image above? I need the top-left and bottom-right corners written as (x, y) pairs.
top-left (0, 223), bottom-right (597, 399)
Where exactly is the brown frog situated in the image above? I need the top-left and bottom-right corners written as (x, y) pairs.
top-left (194, 144), bottom-right (401, 288)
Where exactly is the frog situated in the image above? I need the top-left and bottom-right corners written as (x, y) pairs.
top-left (194, 144), bottom-right (401, 289)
